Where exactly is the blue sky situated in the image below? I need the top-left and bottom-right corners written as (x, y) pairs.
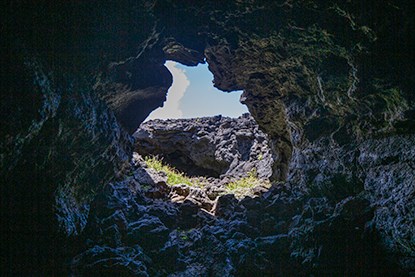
top-left (146, 61), bottom-right (248, 120)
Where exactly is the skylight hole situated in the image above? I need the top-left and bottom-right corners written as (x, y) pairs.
top-left (145, 61), bottom-right (248, 121)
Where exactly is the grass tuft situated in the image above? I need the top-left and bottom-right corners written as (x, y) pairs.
top-left (144, 156), bottom-right (201, 186)
top-left (225, 169), bottom-right (270, 198)
top-left (144, 157), bottom-right (269, 197)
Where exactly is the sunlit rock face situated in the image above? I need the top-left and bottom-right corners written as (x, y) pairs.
top-left (135, 114), bottom-right (275, 179)
top-left (1, 0), bottom-right (414, 275)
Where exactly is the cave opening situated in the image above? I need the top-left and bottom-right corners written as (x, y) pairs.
top-left (146, 60), bottom-right (248, 121)
top-left (133, 60), bottom-right (274, 206)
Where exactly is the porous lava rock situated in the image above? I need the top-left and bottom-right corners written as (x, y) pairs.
top-left (1, 0), bottom-right (415, 275)
top-left (135, 113), bottom-right (275, 179)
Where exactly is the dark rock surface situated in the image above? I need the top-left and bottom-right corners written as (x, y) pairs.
top-left (135, 114), bottom-right (274, 180)
top-left (1, 0), bottom-right (415, 275)
top-left (70, 167), bottom-right (404, 276)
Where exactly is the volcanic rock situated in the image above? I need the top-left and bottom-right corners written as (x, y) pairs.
top-left (2, 0), bottom-right (415, 275)
top-left (135, 113), bottom-right (275, 180)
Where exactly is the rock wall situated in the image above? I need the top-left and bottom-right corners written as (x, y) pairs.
top-left (135, 114), bottom-right (274, 180)
top-left (1, 1), bottom-right (156, 274)
top-left (1, 0), bottom-right (414, 275)
top-left (154, 1), bottom-right (415, 271)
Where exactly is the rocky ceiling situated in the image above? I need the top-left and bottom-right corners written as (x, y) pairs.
top-left (1, 0), bottom-right (414, 275)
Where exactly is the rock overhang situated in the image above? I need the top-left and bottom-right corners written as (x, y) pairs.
top-left (1, 0), bottom-right (415, 274)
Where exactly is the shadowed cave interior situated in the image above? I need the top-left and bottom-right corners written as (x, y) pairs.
top-left (1, 1), bottom-right (414, 276)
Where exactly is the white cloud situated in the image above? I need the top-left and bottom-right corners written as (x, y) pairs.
top-left (146, 61), bottom-right (190, 120)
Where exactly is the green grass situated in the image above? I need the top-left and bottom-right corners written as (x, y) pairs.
top-left (225, 169), bottom-right (270, 198)
top-left (144, 156), bottom-right (200, 186)
top-left (226, 169), bottom-right (260, 191)
top-left (144, 156), bottom-right (269, 197)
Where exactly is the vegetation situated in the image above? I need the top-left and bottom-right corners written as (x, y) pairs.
top-left (144, 156), bottom-right (270, 198)
top-left (225, 168), bottom-right (270, 198)
top-left (144, 156), bottom-right (204, 187)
